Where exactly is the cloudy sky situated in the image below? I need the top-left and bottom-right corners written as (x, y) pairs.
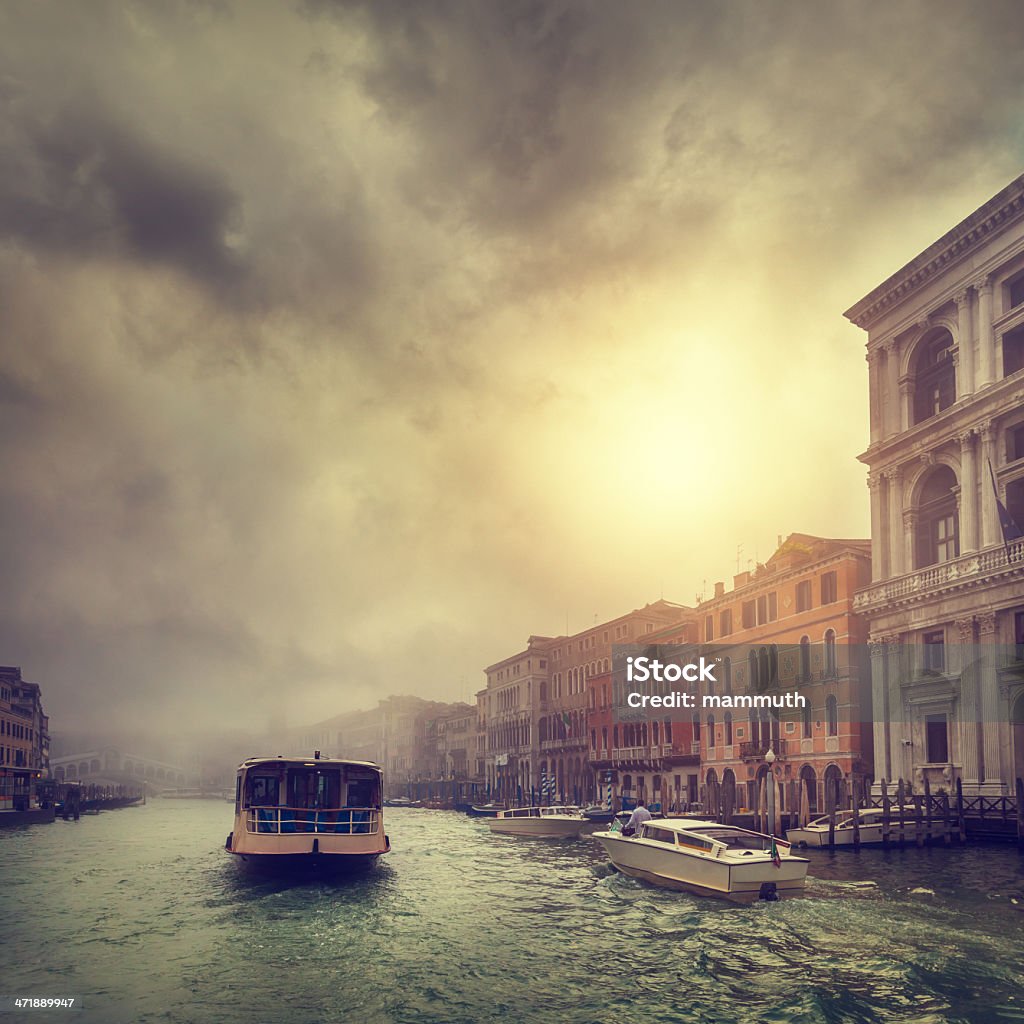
top-left (3, 0), bottom-right (1024, 744)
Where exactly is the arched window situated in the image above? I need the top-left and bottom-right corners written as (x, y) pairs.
top-left (748, 650), bottom-right (759, 692)
top-left (912, 328), bottom-right (956, 425)
top-left (664, 720), bottom-right (672, 744)
top-left (800, 635), bottom-right (811, 683)
top-left (916, 465), bottom-right (959, 568)
top-left (692, 715), bottom-right (701, 742)
top-left (802, 700), bottom-right (812, 738)
top-left (758, 646), bottom-right (770, 690)
top-left (723, 657), bottom-right (732, 693)
top-left (613, 725), bottom-right (619, 748)
top-left (724, 712), bottom-right (733, 746)
top-left (824, 629), bottom-right (837, 678)
top-left (652, 721), bottom-right (660, 746)
top-left (707, 715), bottom-right (715, 749)
top-left (826, 694), bottom-right (839, 737)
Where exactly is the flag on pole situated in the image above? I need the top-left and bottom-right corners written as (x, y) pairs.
top-left (769, 835), bottom-right (781, 868)
top-left (990, 459), bottom-right (1023, 554)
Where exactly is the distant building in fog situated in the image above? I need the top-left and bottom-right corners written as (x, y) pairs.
top-left (846, 173), bottom-right (1024, 795)
top-left (0, 666), bottom-right (49, 811)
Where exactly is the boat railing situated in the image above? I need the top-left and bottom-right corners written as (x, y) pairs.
top-left (245, 806), bottom-right (380, 835)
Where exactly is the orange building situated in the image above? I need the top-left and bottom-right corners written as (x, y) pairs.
top-left (542, 601), bottom-right (693, 805)
top-left (588, 615), bottom-right (702, 811)
top-left (687, 534), bottom-right (872, 816)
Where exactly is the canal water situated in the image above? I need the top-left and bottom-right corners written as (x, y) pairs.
top-left (3, 802), bottom-right (1024, 1024)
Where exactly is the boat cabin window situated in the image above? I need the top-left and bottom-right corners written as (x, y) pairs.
top-left (289, 769), bottom-right (345, 809)
top-left (246, 774), bottom-right (280, 807)
top-left (641, 826), bottom-right (677, 844)
top-left (689, 828), bottom-right (767, 851)
top-left (243, 765), bottom-right (380, 810)
top-left (675, 833), bottom-right (716, 853)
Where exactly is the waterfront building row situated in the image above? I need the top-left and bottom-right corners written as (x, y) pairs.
top-left (284, 180), bottom-right (1024, 807)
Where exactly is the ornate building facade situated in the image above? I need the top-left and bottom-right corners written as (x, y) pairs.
top-left (847, 174), bottom-right (1024, 796)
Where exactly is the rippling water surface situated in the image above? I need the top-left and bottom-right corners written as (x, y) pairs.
top-left (4, 802), bottom-right (1024, 1023)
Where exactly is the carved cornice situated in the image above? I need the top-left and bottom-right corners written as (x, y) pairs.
top-left (844, 176), bottom-right (1024, 329)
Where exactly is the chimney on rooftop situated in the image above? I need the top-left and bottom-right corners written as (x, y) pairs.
top-left (714, 581), bottom-right (725, 598)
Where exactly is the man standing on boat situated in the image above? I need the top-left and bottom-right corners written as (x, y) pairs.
top-left (622, 800), bottom-right (652, 837)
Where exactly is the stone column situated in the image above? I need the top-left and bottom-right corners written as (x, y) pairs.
top-left (868, 474), bottom-right (884, 581)
top-left (867, 349), bottom-right (881, 446)
top-left (903, 508), bottom-right (918, 572)
top-left (885, 635), bottom-right (908, 785)
top-left (956, 616), bottom-right (982, 790)
top-left (958, 429), bottom-right (978, 552)
top-left (886, 467), bottom-right (903, 577)
top-left (955, 290), bottom-right (974, 396)
top-left (979, 421), bottom-right (998, 549)
top-left (885, 341), bottom-right (901, 437)
top-left (976, 611), bottom-right (1004, 793)
top-left (977, 277), bottom-right (994, 388)
top-left (869, 638), bottom-right (890, 785)
top-left (898, 375), bottom-right (913, 433)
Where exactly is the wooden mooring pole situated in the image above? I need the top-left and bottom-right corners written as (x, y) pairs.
top-left (827, 782), bottom-right (836, 850)
top-left (851, 776), bottom-right (861, 851)
top-left (923, 775), bottom-right (932, 843)
top-left (1016, 777), bottom-right (1024, 853)
top-left (897, 778), bottom-right (906, 845)
top-left (881, 778), bottom-right (891, 849)
top-left (956, 777), bottom-right (966, 843)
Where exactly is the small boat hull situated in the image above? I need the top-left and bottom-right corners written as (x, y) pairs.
top-left (595, 832), bottom-right (807, 901)
top-left (487, 816), bottom-right (586, 838)
top-left (467, 804), bottom-right (501, 817)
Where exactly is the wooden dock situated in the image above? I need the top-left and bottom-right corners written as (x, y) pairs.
top-left (708, 775), bottom-right (1024, 850)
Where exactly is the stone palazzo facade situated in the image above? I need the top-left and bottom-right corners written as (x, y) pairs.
top-left (847, 175), bottom-right (1024, 797)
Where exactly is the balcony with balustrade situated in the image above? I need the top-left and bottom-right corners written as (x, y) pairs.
top-left (854, 538), bottom-right (1024, 613)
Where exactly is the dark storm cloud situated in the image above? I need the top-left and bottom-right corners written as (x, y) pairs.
top-left (5, 0), bottom-right (1024, 749)
top-left (0, 105), bottom-right (245, 289)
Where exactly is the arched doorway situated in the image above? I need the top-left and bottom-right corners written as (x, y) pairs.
top-left (800, 764), bottom-right (818, 817)
top-left (721, 768), bottom-right (736, 822)
top-left (823, 763), bottom-right (844, 812)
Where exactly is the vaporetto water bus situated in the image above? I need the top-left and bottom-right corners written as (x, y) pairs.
top-left (594, 818), bottom-right (808, 901)
top-left (485, 805), bottom-right (589, 837)
top-left (225, 754), bottom-right (390, 872)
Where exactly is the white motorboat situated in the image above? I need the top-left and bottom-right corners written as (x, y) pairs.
top-left (486, 805), bottom-right (588, 838)
top-left (786, 807), bottom-right (948, 847)
top-left (225, 754), bottom-right (390, 873)
top-left (594, 817), bottom-right (808, 901)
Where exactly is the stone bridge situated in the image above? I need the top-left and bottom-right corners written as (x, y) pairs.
top-left (50, 747), bottom-right (192, 789)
